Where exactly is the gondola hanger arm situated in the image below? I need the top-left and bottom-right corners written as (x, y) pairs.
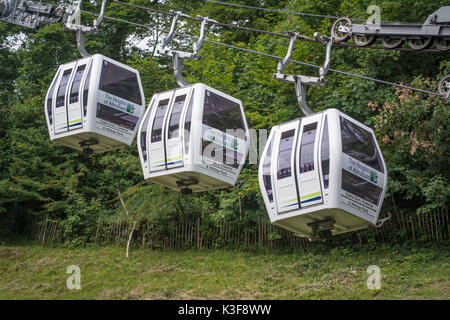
top-left (156, 14), bottom-right (214, 87)
top-left (193, 16), bottom-right (217, 54)
top-left (273, 31), bottom-right (332, 116)
top-left (65, 0), bottom-right (107, 58)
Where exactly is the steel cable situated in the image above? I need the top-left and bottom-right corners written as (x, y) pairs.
top-left (81, 7), bottom-right (445, 98)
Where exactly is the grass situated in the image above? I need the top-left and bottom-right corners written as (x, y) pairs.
top-left (0, 243), bottom-right (449, 299)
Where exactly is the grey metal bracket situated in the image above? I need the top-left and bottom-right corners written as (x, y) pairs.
top-left (173, 51), bottom-right (189, 87)
top-left (194, 15), bottom-right (217, 55)
top-left (0, 0), bottom-right (68, 29)
top-left (344, 6), bottom-right (450, 38)
top-left (273, 32), bottom-right (332, 116)
top-left (156, 14), bottom-right (214, 87)
top-left (65, 0), bottom-right (106, 58)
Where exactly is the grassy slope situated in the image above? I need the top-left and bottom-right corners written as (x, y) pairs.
top-left (0, 244), bottom-right (448, 299)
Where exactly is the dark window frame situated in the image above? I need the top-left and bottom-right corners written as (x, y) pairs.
top-left (56, 69), bottom-right (73, 108)
top-left (151, 99), bottom-right (170, 143)
top-left (168, 94), bottom-right (187, 139)
top-left (299, 122), bottom-right (317, 174)
top-left (277, 129), bottom-right (295, 180)
top-left (69, 64), bottom-right (86, 104)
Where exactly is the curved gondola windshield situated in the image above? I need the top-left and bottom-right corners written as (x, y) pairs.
top-left (202, 90), bottom-right (246, 167)
top-left (340, 117), bottom-right (384, 173)
top-left (96, 61), bottom-right (142, 130)
top-left (99, 61), bottom-right (142, 105)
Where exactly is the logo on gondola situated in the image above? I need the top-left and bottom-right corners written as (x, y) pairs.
top-left (101, 92), bottom-right (137, 115)
top-left (370, 171), bottom-right (378, 184)
top-left (231, 138), bottom-right (238, 151)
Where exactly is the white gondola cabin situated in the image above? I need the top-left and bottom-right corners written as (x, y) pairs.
top-left (138, 83), bottom-right (249, 194)
top-left (45, 54), bottom-right (145, 154)
top-left (259, 108), bottom-right (387, 239)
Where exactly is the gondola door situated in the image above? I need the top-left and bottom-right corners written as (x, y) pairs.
top-left (295, 114), bottom-right (324, 207)
top-left (54, 62), bottom-right (77, 134)
top-left (165, 88), bottom-right (190, 170)
top-left (148, 91), bottom-right (174, 172)
top-left (274, 121), bottom-right (300, 214)
top-left (67, 59), bottom-right (90, 131)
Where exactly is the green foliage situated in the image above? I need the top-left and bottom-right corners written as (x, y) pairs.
top-left (0, 0), bottom-right (448, 245)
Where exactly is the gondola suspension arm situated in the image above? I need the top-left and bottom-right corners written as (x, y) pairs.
top-left (65, 0), bottom-right (107, 58)
top-left (273, 32), bottom-right (332, 116)
top-left (156, 13), bottom-right (216, 87)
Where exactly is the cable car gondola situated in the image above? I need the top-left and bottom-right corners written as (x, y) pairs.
top-left (260, 33), bottom-right (388, 239)
top-left (259, 109), bottom-right (388, 239)
top-left (137, 13), bottom-right (249, 194)
top-left (138, 83), bottom-right (249, 194)
top-left (45, 54), bottom-right (145, 154)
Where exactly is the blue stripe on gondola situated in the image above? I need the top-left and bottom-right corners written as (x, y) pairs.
top-left (154, 160), bottom-right (183, 167)
top-left (301, 196), bottom-right (322, 204)
top-left (58, 122), bottom-right (82, 130)
top-left (167, 160), bottom-right (183, 166)
top-left (283, 202), bottom-right (298, 208)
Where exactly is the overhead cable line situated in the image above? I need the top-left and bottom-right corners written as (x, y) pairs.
top-left (201, 0), bottom-right (347, 21)
top-left (81, 7), bottom-right (444, 98)
top-left (201, 0), bottom-right (450, 26)
top-left (111, 0), bottom-right (443, 53)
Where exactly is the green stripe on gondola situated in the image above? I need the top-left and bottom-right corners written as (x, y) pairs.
top-left (281, 191), bottom-right (321, 204)
top-left (69, 118), bottom-right (82, 124)
top-left (154, 156), bottom-right (182, 164)
top-left (300, 191), bottom-right (321, 200)
top-left (58, 118), bottom-right (82, 126)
